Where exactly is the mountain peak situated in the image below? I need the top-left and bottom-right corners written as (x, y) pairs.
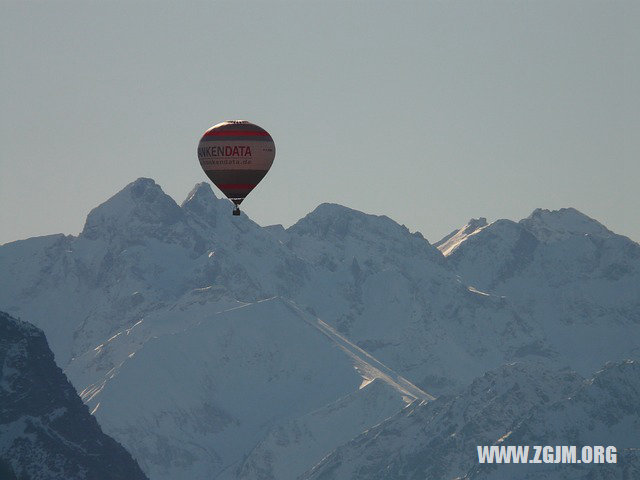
top-left (301, 203), bottom-right (364, 221)
top-left (180, 182), bottom-right (224, 227)
top-left (181, 182), bottom-right (218, 207)
top-left (81, 178), bottom-right (183, 241)
top-left (289, 203), bottom-right (411, 241)
top-left (520, 207), bottom-right (612, 242)
top-left (130, 176), bottom-right (160, 193)
top-left (436, 217), bottom-right (488, 256)
top-left (286, 202), bottom-right (444, 270)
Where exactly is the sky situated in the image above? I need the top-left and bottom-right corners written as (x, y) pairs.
top-left (1, 0), bottom-right (639, 246)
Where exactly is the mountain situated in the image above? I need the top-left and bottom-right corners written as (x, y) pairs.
top-left (65, 297), bottom-right (429, 480)
top-left (223, 378), bottom-right (410, 480)
top-left (1, 178), bottom-right (638, 479)
top-left (442, 207), bottom-right (640, 375)
top-left (433, 217), bottom-right (488, 256)
top-left (0, 179), bottom-right (310, 367)
top-left (282, 204), bottom-right (542, 394)
top-left (468, 359), bottom-right (640, 480)
top-left (301, 360), bottom-right (640, 480)
top-left (0, 311), bottom-right (147, 480)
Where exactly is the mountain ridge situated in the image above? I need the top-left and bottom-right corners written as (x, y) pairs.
top-left (1, 177), bottom-right (638, 480)
top-left (0, 311), bottom-right (148, 480)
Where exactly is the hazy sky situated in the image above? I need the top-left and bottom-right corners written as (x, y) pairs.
top-left (2, 1), bottom-right (638, 246)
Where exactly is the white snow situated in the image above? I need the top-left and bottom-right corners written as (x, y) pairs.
top-left (436, 217), bottom-right (489, 256)
top-left (1, 178), bottom-right (638, 480)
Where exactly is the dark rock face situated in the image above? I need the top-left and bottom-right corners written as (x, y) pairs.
top-left (0, 311), bottom-right (148, 480)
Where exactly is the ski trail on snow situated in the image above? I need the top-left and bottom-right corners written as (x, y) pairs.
top-left (283, 299), bottom-right (435, 403)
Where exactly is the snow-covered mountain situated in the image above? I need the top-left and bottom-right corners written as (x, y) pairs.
top-left (0, 179), bottom-right (306, 368)
top-left (301, 360), bottom-right (640, 480)
top-left (281, 203), bottom-right (639, 393)
top-left (281, 205), bottom-right (537, 393)
top-left (1, 178), bottom-right (638, 479)
top-left (443, 208), bottom-right (640, 375)
top-left (223, 378), bottom-right (410, 480)
top-left (0, 311), bottom-right (147, 480)
top-left (67, 296), bottom-right (430, 480)
top-left (468, 359), bottom-right (640, 480)
top-left (433, 217), bottom-right (488, 256)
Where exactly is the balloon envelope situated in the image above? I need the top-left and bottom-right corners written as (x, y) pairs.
top-left (197, 120), bottom-right (275, 205)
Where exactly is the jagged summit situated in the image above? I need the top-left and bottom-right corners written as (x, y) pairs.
top-left (287, 202), bottom-right (444, 268)
top-left (290, 202), bottom-right (430, 244)
top-left (438, 207), bottom-right (619, 257)
top-left (81, 178), bottom-right (183, 241)
top-left (180, 182), bottom-right (223, 226)
top-left (289, 203), bottom-right (382, 237)
top-left (520, 207), bottom-right (613, 242)
top-left (181, 182), bottom-right (219, 206)
top-left (263, 224), bottom-right (287, 243)
top-left (436, 217), bottom-right (488, 256)
top-left (468, 217), bottom-right (488, 230)
top-left (2, 178), bottom-right (639, 480)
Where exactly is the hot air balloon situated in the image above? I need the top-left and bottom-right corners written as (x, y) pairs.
top-left (197, 120), bottom-right (275, 215)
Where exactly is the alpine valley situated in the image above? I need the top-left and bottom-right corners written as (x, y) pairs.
top-left (1, 178), bottom-right (638, 479)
